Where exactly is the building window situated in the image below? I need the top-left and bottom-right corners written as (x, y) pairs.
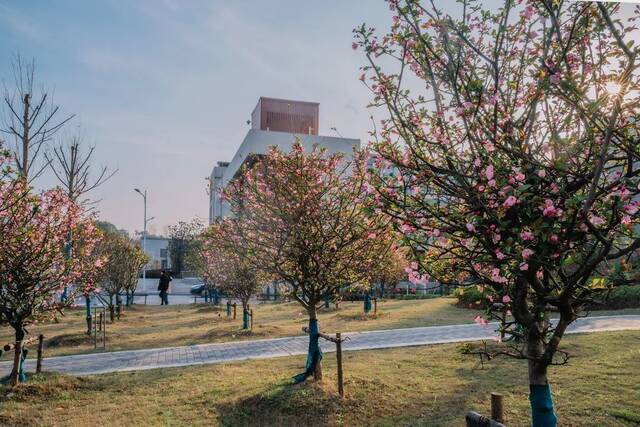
top-left (160, 249), bottom-right (168, 258)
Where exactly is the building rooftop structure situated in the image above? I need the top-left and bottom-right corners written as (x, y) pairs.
top-left (209, 97), bottom-right (360, 222)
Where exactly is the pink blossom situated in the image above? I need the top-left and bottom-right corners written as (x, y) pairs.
top-left (542, 199), bottom-right (558, 217)
top-left (515, 172), bottom-right (525, 182)
top-left (550, 234), bottom-right (559, 243)
top-left (491, 268), bottom-right (507, 284)
top-left (474, 315), bottom-right (489, 326)
top-left (503, 195), bottom-right (518, 208)
top-left (622, 215), bottom-right (632, 226)
top-left (485, 165), bottom-right (494, 180)
top-left (522, 248), bottom-right (534, 260)
top-left (488, 179), bottom-right (496, 188)
top-left (400, 223), bottom-right (416, 233)
top-left (550, 73), bottom-right (561, 85)
top-left (495, 249), bottom-right (506, 260)
top-left (478, 185), bottom-right (485, 192)
top-left (520, 230), bottom-right (534, 241)
top-left (466, 223), bottom-right (476, 232)
top-left (537, 170), bottom-right (546, 178)
top-left (519, 262), bottom-right (529, 271)
top-left (536, 270), bottom-right (544, 280)
top-left (502, 295), bottom-right (512, 304)
top-left (618, 187), bottom-right (631, 200)
top-left (352, 42), bottom-right (358, 51)
top-left (624, 204), bottom-right (638, 215)
top-left (590, 215), bottom-right (605, 227)
top-left (523, 5), bottom-right (535, 20)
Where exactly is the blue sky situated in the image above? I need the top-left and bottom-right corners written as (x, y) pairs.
top-left (0, 0), bottom-right (393, 235)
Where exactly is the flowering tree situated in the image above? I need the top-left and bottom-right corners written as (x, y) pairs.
top-left (0, 180), bottom-right (101, 385)
top-left (368, 237), bottom-right (408, 298)
top-left (355, 0), bottom-right (640, 424)
top-left (96, 230), bottom-right (148, 322)
top-left (201, 220), bottom-right (264, 329)
top-left (222, 140), bottom-right (393, 382)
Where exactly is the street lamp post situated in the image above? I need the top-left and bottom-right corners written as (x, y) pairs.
top-left (134, 189), bottom-right (154, 293)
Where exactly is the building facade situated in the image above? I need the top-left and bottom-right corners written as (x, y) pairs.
top-left (209, 97), bottom-right (361, 222)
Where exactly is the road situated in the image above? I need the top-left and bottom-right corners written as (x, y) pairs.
top-left (1, 315), bottom-right (638, 377)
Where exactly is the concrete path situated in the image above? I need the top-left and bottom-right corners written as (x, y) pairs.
top-left (2, 315), bottom-right (638, 377)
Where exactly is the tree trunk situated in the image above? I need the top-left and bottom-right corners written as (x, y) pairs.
top-left (309, 306), bottom-right (322, 381)
top-left (85, 296), bottom-right (92, 335)
top-left (527, 325), bottom-right (557, 427)
top-left (242, 300), bottom-right (250, 330)
top-left (10, 326), bottom-right (25, 386)
top-left (293, 304), bottom-right (323, 383)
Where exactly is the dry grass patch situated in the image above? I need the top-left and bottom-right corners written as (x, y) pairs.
top-left (0, 331), bottom-right (638, 426)
top-left (0, 298), bottom-right (488, 359)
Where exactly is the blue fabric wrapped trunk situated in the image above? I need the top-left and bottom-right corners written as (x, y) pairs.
top-left (293, 318), bottom-right (323, 383)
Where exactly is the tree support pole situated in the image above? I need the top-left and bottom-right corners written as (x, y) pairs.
top-left (336, 332), bottom-right (344, 398)
top-left (36, 334), bottom-right (44, 374)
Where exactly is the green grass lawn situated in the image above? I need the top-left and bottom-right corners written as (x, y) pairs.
top-left (0, 297), bottom-right (489, 359)
top-left (0, 330), bottom-right (638, 426)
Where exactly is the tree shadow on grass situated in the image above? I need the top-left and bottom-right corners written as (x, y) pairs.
top-left (201, 325), bottom-right (284, 342)
top-left (215, 381), bottom-right (354, 427)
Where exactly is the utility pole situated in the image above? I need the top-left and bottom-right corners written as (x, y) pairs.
top-left (134, 189), bottom-right (154, 290)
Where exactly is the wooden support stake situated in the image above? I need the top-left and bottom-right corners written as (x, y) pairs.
top-left (374, 298), bottom-right (377, 315)
top-left (102, 309), bottom-right (106, 348)
top-left (250, 309), bottom-right (254, 330)
top-left (336, 332), bottom-right (344, 398)
top-left (94, 309), bottom-right (98, 349)
top-left (491, 392), bottom-right (504, 423)
top-left (233, 303), bottom-right (237, 320)
top-left (36, 334), bottom-right (44, 374)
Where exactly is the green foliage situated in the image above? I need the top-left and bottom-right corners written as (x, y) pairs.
top-left (596, 285), bottom-right (640, 310)
top-left (97, 230), bottom-right (149, 298)
top-left (452, 286), bottom-right (488, 308)
top-left (167, 219), bottom-right (203, 275)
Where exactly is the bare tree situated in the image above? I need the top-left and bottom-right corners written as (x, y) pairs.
top-left (46, 129), bottom-right (116, 333)
top-left (1, 54), bottom-right (74, 181)
top-left (46, 130), bottom-right (117, 206)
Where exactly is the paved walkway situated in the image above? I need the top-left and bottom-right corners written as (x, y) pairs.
top-left (2, 315), bottom-right (638, 377)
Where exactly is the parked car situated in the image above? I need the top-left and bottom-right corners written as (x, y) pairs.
top-left (184, 277), bottom-right (206, 295)
top-left (189, 284), bottom-right (205, 295)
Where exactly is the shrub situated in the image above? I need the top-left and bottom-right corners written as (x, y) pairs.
top-left (453, 286), bottom-right (489, 309)
top-left (593, 285), bottom-right (640, 310)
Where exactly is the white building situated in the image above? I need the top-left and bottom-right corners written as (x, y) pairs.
top-left (139, 236), bottom-right (172, 270)
top-left (209, 97), bottom-right (361, 222)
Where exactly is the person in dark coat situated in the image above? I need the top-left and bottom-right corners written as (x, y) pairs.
top-left (158, 270), bottom-right (172, 305)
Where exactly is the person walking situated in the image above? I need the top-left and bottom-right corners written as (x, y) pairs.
top-left (158, 270), bottom-right (172, 305)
